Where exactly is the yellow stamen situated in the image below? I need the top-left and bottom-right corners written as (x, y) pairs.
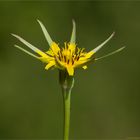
top-left (42, 42), bottom-right (95, 75)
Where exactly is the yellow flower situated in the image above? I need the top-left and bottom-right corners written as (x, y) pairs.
top-left (12, 20), bottom-right (125, 76)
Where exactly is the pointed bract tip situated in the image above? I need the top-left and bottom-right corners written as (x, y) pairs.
top-left (37, 19), bottom-right (41, 23)
top-left (112, 31), bottom-right (115, 36)
top-left (72, 19), bottom-right (76, 25)
top-left (92, 32), bottom-right (116, 53)
top-left (116, 46), bottom-right (125, 52)
top-left (11, 33), bottom-right (22, 40)
top-left (37, 19), bottom-right (43, 26)
top-left (11, 33), bottom-right (16, 37)
top-left (108, 31), bottom-right (115, 40)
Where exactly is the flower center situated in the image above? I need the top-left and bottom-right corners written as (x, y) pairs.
top-left (56, 43), bottom-right (85, 65)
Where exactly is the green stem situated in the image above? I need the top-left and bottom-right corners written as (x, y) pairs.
top-left (62, 87), bottom-right (71, 140)
top-left (59, 70), bottom-right (74, 140)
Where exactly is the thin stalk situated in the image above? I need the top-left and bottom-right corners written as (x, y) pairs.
top-left (62, 87), bottom-right (71, 140)
top-left (59, 70), bottom-right (74, 140)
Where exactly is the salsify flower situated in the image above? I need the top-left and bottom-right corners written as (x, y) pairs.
top-left (12, 20), bottom-right (124, 76)
top-left (12, 20), bottom-right (125, 140)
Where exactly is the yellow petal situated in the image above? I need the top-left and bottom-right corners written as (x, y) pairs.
top-left (51, 42), bottom-right (60, 54)
top-left (66, 66), bottom-right (74, 76)
top-left (37, 50), bottom-right (49, 58)
top-left (46, 49), bottom-right (54, 56)
top-left (74, 60), bottom-right (88, 67)
top-left (68, 43), bottom-right (76, 51)
top-left (45, 61), bottom-right (56, 70)
top-left (85, 51), bottom-right (94, 59)
top-left (39, 56), bottom-right (54, 63)
top-left (82, 65), bottom-right (88, 69)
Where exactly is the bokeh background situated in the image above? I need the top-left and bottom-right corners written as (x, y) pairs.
top-left (0, 1), bottom-right (140, 139)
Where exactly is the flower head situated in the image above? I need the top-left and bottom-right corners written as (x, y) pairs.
top-left (12, 20), bottom-right (125, 76)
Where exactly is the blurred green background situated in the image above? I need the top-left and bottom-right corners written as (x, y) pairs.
top-left (0, 1), bottom-right (140, 139)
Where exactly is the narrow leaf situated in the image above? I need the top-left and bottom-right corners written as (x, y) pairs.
top-left (12, 33), bottom-right (46, 56)
top-left (70, 19), bottom-right (76, 43)
top-left (14, 45), bottom-right (39, 59)
top-left (92, 32), bottom-right (115, 53)
top-left (95, 46), bottom-right (125, 61)
top-left (37, 19), bottom-right (53, 46)
top-left (12, 34), bottom-right (41, 52)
